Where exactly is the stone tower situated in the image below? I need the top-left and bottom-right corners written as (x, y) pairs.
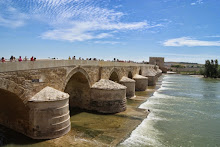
top-left (149, 57), bottom-right (167, 73)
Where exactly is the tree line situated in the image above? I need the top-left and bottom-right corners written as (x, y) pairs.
top-left (203, 59), bottom-right (220, 78)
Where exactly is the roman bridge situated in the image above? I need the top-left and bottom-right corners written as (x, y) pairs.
top-left (0, 60), bottom-right (162, 140)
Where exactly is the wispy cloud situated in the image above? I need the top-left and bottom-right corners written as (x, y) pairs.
top-left (0, 5), bottom-right (28, 28)
top-left (114, 5), bottom-right (123, 9)
top-left (94, 41), bottom-right (122, 45)
top-left (205, 35), bottom-right (220, 38)
top-left (191, 0), bottom-right (203, 5)
top-left (163, 37), bottom-right (220, 47)
top-left (0, 0), bottom-right (160, 42)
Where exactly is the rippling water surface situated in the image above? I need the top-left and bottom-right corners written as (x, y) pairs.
top-left (120, 74), bottom-right (220, 147)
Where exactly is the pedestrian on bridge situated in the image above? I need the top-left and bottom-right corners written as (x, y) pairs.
top-left (1, 57), bottom-right (5, 62)
top-left (31, 56), bottom-right (34, 61)
top-left (10, 56), bottom-right (14, 62)
top-left (18, 56), bottom-right (22, 62)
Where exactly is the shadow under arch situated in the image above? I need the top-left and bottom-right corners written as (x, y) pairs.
top-left (128, 71), bottom-right (133, 79)
top-left (139, 69), bottom-right (142, 75)
top-left (64, 67), bottom-right (91, 90)
top-left (64, 67), bottom-right (91, 114)
top-left (109, 69), bottom-right (120, 83)
top-left (0, 88), bottom-right (29, 134)
top-left (0, 78), bottom-right (25, 102)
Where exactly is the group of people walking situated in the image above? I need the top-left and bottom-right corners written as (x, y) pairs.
top-left (67, 56), bottom-right (140, 63)
top-left (68, 56), bottom-right (104, 61)
top-left (1, 56), bottom-right (36, 62)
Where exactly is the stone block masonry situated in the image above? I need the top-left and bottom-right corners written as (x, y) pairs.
top-left (0, 60), bottom-right (162, 139)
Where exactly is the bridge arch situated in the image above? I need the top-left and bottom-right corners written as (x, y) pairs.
top-left (0, 78), bottom-right (25, 101)
top-left (139, 69), bottom-right (142, 75)
top-left (0, 81), bottom-right (29, 133)
top-left (128, 71), bottom-right (133, 79)
top-left (64, 67), bottom-right (91, 110)
top-left (64, 67), bottom-right (91, 90)
top-left (109, 68), bottom-right (120, 83)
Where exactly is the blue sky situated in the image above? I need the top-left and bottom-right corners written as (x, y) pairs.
top-left (1, 0), bottom-right (220, 63)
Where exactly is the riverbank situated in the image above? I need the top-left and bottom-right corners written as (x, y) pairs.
top-left (189, 75), bottom-right (204, 78)
top-left (0, 77), bottom-right (163, 147)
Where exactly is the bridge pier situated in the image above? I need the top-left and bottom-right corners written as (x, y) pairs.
top-left (91, 79), bottom-right (127, 113)
top-left (133, 74), bottom-right (148, 91)
top-left (142, 67), bottom-right (157, 86)
top-left (28, 87), bottom-right (70, 139)
top-left (119, 76), bottom-right (135, 98)
top-left (150, 68), bottom-right (158, 81)
top-left (155, 66), bottom-right (163, 77)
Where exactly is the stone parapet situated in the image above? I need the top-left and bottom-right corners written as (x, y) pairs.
top-left (0, 60), bottom-right (154, 73)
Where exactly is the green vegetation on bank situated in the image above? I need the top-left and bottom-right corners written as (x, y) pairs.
top-left (202, 59), bottom-right (220, 78)
top-left (178, 71), bottom-right (201, 75)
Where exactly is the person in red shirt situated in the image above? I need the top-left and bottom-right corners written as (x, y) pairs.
top-left (31, 56), bottom-right (34, 61)
top-left (1, 57), bottom-right (5, 62)
top-left (18, 56), bottom-right (22, 62)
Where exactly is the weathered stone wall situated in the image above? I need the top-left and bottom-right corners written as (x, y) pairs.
top-left (119, 77), bottom-right (135, 98)
top-left (90, 89), bottom-right (127, 113)
top-left (149, 57), bottom-right (164, 68)
top-left (28, 99), bottom-right (70, 139)
top-left (0, 60), bottom-right (158, 139)
top-left (0, 88), bottom-right (30, 136)
top-left (0, 67), bottom-right (68, 103)
top-left (133, 75), bottom-right (148, 91)
top-left (0, 62), bottom-right (150, 103)
top-left (149, 57), bottom-right (167, 73)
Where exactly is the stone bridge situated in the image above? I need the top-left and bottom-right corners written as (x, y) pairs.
top-left (0, 60), bottom-right (162, 139)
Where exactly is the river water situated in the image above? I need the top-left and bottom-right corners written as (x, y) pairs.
top-left (120, 74), bottom-right (220, 147)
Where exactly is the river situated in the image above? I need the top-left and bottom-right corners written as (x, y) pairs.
top-left (120, 74), bottom-right (220, 147)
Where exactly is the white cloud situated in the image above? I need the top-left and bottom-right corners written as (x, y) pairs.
top-left (41, 28), bottom-right (112, 42)
top-left (163, 37), bottom-right (220, 47)
top-left (205, 35), bottom-right (220, 38)
top-left (0, 0), bottom-right (161, 42)
top-left (41, 21), bottom-right (148, 42)
top-left (35, 0), bottom-right (150, 42)
top-left (0, 6), bottom-right (28, 28)
top-left (94, 41), bottom-right (121, 45)
top-left (191, 0), bottom-right (203, 5)
top-left (0, 16), bottom-right (25, 28)
top-left (114, 5), bottom-right (123, 9)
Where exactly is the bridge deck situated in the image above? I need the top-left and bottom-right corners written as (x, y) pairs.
top-left (0, 60), bottom-right (154, 72)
